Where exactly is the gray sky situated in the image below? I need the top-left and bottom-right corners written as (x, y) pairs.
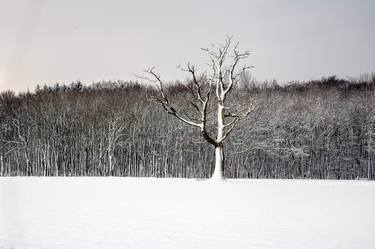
top-left (0, 0), bottom-right (374, 92)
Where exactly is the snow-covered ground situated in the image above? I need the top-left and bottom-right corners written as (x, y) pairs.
top-left (0, 178), bottom-right (375, 249)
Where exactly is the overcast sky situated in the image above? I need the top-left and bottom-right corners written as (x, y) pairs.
top-left (0, 0), bottom-right (374, 92)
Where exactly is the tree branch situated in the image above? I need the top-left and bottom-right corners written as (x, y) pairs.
top-left (144, 68), bottom-right (202, 128)
top-left (218, 99), bottom-right (256, 143)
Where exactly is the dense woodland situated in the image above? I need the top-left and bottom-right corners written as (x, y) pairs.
top-left (0, 74), bottom-right (374, 179)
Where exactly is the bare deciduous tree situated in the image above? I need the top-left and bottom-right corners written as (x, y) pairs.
top-left (143, 37), bottom-right (256, 180)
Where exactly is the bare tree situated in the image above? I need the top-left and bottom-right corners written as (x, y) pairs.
top-left (144, 37), bottom-right (255, 180)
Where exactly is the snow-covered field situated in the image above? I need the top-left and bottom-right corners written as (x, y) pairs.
top-left (0, 178), bottom-right (375, 249)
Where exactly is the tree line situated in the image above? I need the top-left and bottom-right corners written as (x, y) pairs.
top-left (0, 74), bottom-right (374, 179)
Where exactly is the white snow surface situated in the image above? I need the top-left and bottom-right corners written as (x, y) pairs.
top-left (1, 177), bottom-right (375, 249)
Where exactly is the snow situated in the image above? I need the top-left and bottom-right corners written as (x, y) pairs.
top-left (1, 178), bottom-right (375, 249)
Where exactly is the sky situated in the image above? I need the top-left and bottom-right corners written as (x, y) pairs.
top-left (0, 0), bottom-right (374, 92)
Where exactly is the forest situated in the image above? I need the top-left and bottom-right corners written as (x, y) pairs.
top-left (0, 74), bottom-right (374, 179)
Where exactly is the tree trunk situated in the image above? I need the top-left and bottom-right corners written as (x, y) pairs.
top-left (211, 102), bottom-right (225, 180)
top-left (25, 150), bottom-right (31, 176)
top-left (212, 144), bottom-right (224, 180)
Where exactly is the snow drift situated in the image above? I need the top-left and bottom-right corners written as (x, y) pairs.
top-left (1, 178), bottom-right (375, 249)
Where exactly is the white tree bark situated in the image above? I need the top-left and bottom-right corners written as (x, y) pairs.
top-left (212, 102), bottom-right (225, 180)
top-left (212, 144), bottom-right (224, 180)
